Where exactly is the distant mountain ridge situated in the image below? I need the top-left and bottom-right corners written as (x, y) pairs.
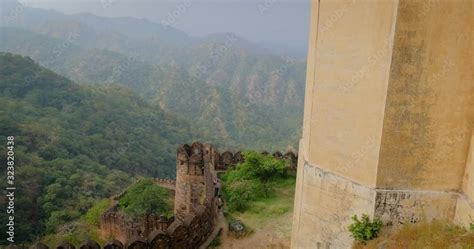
top-left (1, 0), bottom-right (287, 58)
top-left (0, 0), bottom-right (305, 151)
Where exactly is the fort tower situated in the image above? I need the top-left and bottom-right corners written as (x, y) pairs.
top-left (174, 142), bottom-right (217, 220)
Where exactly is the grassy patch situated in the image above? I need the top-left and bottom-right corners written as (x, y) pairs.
top-left (220, 151), bottom-right (296, 238)
top-left (221, 151), bottom-right (289, 212)
top-left (228, 177), bottom-right (295, 229)
top-left (354, 220), bottom-right (474, 249)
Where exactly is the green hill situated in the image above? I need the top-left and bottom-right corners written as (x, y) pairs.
top-left (0, 53), bottom-right (193, 241)
top-left (0, 27), bottom-right (303, 151)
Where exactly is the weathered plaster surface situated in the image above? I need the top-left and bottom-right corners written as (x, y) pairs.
top-left (376, 0), bottom-right (474, 190)
top-left (301, 0), bottom-right (319, 155)
top-left (453, 195), bottom-right (474, 227)
top-left (375, 190), bottom-right (457, 226)
top-left (292, 0), bottom-right (474, 248)
top-left (463, 133), bottom-right (474, 201)
top-left (291, 140), bottom-right (307, 249)
top-left (456, 133), bottom-right (474, 226)
top-left (292, 158), bottom-right (464, 248)
top-left (307, 0), bottom-right (398, 187)
top-left (293, 160), bottom-right (375, 249)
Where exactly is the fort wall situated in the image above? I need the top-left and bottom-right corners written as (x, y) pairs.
top-left (100, 142), bottom-right (218, 248)
top-left (5, 144), bottom-right (297, 249)
top-left (97, 143), bottom-right (297, 248)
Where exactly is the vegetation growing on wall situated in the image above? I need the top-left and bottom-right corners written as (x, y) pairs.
top-left (85, 199), bottom-right (112, 226)
top-left (118, 179), bottom-right (174, 219)
top-left (348, 214), bottom-right (383, 243)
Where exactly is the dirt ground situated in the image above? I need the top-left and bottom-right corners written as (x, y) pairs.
top-left (218, 212), bottom-right (292, 249)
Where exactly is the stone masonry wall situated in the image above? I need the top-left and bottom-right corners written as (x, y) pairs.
top-left (7, 143), bottom-right (298, 249)
top-left (100, 142), bottom-right (218, 248)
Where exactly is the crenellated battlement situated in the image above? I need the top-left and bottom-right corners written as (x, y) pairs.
top-left (100, 203), bottom-right (175, 244)
top-left (174, 142), bottom-right (217, 221)
top-left (154, 178), bottom-right (176, 190)
top-left (214, 150), bottom-right (298, 171)
top-left (98, 142), bottom-right (219, 247)
top-left (10, 143), bottom-right (298, 249)
top-left (176, 142), bottom-right (210, 176)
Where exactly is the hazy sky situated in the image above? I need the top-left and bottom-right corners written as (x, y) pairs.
top-left (21, 0), bottom-right (311, 56)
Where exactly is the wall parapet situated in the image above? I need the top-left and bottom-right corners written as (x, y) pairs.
top-left (214, 150), bottom-right (298, 171)
top-left (8, 143), bottom-right (298, 249)
top-left (100, 142), bottom-right (220, 248)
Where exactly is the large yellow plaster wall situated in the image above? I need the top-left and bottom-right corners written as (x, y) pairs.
top-left (307, 0), bottom-right (398, 187)
top-left (293, 163), bottom-right (376, 248)
top-left (300, 0), bottom-right (319, 156)
top-left (290, 141), bottom-right (307, 249)
top-left (292, 1), bottom-right (398, 247)
top-left (454, 196), bottom-right (474, 227)
top-left (463, 134), bottom-right (474, 202)
top-left (376, 0), bottom-right (474, 191)
top-left (292, 0), bottom-right (474, 248)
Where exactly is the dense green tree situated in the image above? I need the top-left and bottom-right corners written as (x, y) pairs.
top-left (0, 53), bottom-right (193, 242)
top-left (0, 27), bottom-right (303, 151)
top-left (118, 179), bottom-right (173, 219)
top-left (221, 151), bottom-right (288, 212)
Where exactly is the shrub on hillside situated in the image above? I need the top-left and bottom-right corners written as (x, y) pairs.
top-left (222, 151), bottom-right (289, 212)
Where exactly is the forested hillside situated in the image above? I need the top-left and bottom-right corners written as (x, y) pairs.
top-left (0, 53), bottom-right (193, 241)
top-left (0, 0), bottom-right (305, 150)
top-left (0, 0), bottom-right (307, 243)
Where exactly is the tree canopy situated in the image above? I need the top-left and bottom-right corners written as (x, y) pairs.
top-left (0, 53), bottom-right (192, 241)
top-left (221, 151), bottom-right (288, 212)
top-left (119, 179), bottom-right (173, 219)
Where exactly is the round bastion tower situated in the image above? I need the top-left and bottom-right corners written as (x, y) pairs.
top-left (174, 142), bottom-right (217, 221)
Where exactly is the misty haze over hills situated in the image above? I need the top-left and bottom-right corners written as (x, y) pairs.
top-left (0, 0), bottom-right (308, 242)
top-left (12, 0), bottom-right (311, 58)
top-left (1, 0), bottom-right (306, 151)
